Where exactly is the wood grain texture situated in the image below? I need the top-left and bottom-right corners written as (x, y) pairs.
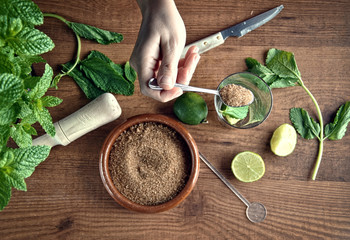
top-left (1, 0), bottom-right (350, 239)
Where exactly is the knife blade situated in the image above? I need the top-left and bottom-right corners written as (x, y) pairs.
top-left (181, 5), bottom-right (284, 58)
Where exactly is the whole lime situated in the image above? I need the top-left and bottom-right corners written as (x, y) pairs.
top-left (173, 92), bottom-right (208, 125)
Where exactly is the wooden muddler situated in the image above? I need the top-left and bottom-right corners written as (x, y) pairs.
top-left (32, 93), bottom-right (122, 147)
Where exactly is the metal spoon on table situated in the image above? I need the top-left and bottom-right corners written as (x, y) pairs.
top-left (199, 152), bottom-right (267, 223)
top-left (148, 78), bottom-right (254, 107)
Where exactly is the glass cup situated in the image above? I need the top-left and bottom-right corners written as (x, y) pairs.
top-left (214, 72), bottom-right (273, 129)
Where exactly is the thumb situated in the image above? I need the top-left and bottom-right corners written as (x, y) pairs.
top-left (157, 47), bottom-right (180, 91)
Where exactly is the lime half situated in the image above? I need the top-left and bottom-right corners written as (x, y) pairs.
top-left (270, 123), bottom-right (297, 156)
top-left (231, 151), bottom-right (265, 183)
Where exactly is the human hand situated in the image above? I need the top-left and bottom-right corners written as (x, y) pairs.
top-left (130, 0), bottom-right (200, 102)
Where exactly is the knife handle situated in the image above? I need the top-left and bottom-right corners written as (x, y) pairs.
top-left (181, 32), bottom-right (225, 58)
top-left (32, 93), bottom-right (122, 147)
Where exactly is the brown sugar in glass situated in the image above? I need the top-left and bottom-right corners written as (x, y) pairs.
top-left (219, 84), bottom-right (253, 107)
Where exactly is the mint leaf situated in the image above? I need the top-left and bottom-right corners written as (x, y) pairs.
top-left (266, 48), bottom-right (301, 82)
top-left (324, 102), bottom-right (350, 140)
top-left (0, 0), bottom-right (43, 26)
top-left (246, 57), bottom-right (277, 84)
top-left (0, 172), bottom-right (12, 211)
top-left (0, 103), bottom-right (19, 125)
top-left (86, 50), bottom-right (125, 76)
top-left (124, 61), bottom-right (137, 83)
top-left (0, 126), bottom-right (11, 151)
top-left (16, 54), bottom-right (45, 77)
top-left (220, 105), bottom-right (249, 119)
top-left (33, 105), bottom-right (55, 137)
top-left (80, 57), bottom-right (134, 95)
top-left (28, 64), bottom-right (52, 100)
top-left (290, 108), bottom-right (320, 140)
top-left (62, 60), bottom-right (105, 99)
top-left (0, 146), bottom-right (51, 210)
top-left (67, 21), bottom-right (123, 45)
top-left (86, 50), bottom-right (112, 62)
top-left (245, 56), bottom-right (297, 89)
top-left (11, 146), bottom-right (51, 178)
top-left (6, 27), bottom-right (54, 55)
top-left (10, 124), bottom-right (32, 148)
top-left (41, 96), bottom-right (63, 107)
top-left (0, 73), bottom-right (23, 109)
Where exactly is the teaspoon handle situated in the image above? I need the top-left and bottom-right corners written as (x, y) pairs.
top-left (148, 78), bottom-right (219, 95)
top-left (199, 152), bottom-right (251, 207)
top-left (174, 83), bottom-right (219, 95)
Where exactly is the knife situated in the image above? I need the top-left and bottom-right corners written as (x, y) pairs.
top-left (181, 5), bottom-right (284, 58)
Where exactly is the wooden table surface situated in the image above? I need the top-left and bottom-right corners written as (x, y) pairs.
top-left (1, 0), bottom-right (350, 239)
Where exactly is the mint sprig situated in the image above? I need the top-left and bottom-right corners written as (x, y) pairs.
top-left (0, 0), bottom-right (137, 211)
top-left (246, 48), bottom-right (350, 180)
top-left (0, 145), bottom-right (51, 211)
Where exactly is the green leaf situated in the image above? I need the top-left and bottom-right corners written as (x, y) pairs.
top-left (67, 21), bottom-right (123, 45)
top-left (124, 61), bottom-right (137, 83)
top-left (16, 54), bottom-right (45, 77)
top-left (220, 105), bottom-right (249, 119)
top-left (86, 50), bottom-right (124, 76)
top-left (62, 60), bottom-right (105, 99)
top-left (86, 50), bottom-right (112, 62)
top-left (0, 171), bottom-right (12, 211)
top-left (0, 0), bottom-right (43, 26)
top-left (10, 123), bottom-right (32, 148)
top-left (28, 64), bottom-right (53, 100)
top-left (5, 171), bottom-right (27, 191)
top-left (11, 145), bottom-right (51, 178)
top-left (0, 103), bottom-right (19, 125)
top-left (266, 48), bottom-right (301, 81)
top-left (245, 57), bottom-right (297, 89)
top-left (0, 52), bottom-right (21, 76)
top-left (80, 57), bottom-right (134, 95)
top-left (41, 96), bottom-right (63, 107)
top-left (0, 145), bottom-right (51, 210)
top-left (33, 105), bottom-right (55, 137)
top-left (0, 73), bottom-right (23, 109)
top-left (269, 77), bottom-right (298, 88)
top-left (324, 102), bottom-right (350, 140)
top-left (6, 27), bottom-right (54, 55)
top-left (246, 57), bottom-right (277, 84)
top-left (0, 125), bottom-right (11, 151)
top-left (17, 99), bottom-right (33, 119)
top-left (290, 108), bottom-right (320, 139)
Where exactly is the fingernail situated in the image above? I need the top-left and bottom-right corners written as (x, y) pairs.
top-left (193, 46), bottom-right (199, 53)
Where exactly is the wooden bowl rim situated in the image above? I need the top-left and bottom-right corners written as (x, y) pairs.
top-left (99, 114), bottom-right (200, 213)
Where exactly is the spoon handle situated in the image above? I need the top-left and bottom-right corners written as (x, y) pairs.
top-left (174, 83), bottom-right (218, 95)
top-left (148, 78), bottom-right (219, 95)
top-left (199, 152), bottom-right (251, 207)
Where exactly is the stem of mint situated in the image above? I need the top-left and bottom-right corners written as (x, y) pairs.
top-left (298, 78), bottom-right (324, 180)
top-left (43, 13), bottom-right (82, 76)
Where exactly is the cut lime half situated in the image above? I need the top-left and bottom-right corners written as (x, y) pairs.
top-left (270, 123), bottom-right (297, 156)
top-left (231, 151), bottom-right (265, 183)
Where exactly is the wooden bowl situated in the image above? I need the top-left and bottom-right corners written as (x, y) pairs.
top-left (99, 114), bottom-right (200, 213)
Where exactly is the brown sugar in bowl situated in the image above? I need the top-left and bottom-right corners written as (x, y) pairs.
top-left (99, 114), bottom-right (200, 213)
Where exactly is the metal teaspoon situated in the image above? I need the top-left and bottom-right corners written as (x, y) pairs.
top-left (199, 152), bottom-right (267, 223)
top-left (148, 78), bottom-right (254, 107)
